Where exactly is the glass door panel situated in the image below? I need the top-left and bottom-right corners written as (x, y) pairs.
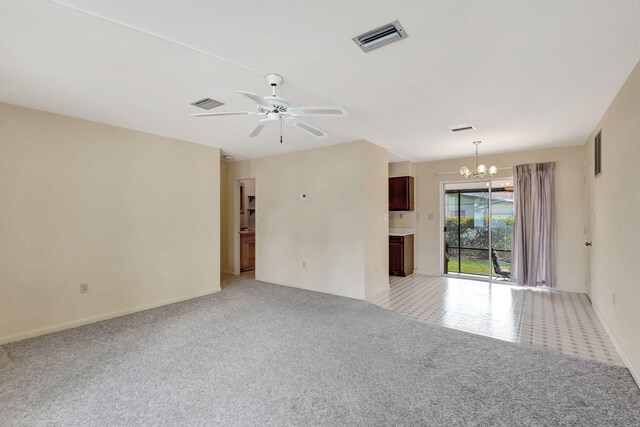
top-left (444, 179), bottom-right (515, 282)
top-left (490, 180), bottom-right (514, 281)
top-left (444, 185), bottom-right (490, 278)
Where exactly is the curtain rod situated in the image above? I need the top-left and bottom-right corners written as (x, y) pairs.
top-left (433, 166), bottom-right (513, 176)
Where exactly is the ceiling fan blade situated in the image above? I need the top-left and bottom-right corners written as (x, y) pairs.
top-left (247, 118), bottom-right (273, 138)
top-left (190, 111), bottom-right (256, 117)
top-left (286, 118), bottom-right (328, 139)
top-left (286, 106), bottom-right (349, 117)
top-left (238, 91), bottom-right (274, 111)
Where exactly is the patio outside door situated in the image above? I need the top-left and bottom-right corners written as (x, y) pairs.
top-left (443, 180), bottom-right (514, 281)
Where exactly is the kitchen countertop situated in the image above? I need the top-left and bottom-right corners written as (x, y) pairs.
top-left (389, 227), bottom-right (414, 236)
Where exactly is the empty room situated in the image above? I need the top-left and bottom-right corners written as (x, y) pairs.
top-left (1, 0), bottom-right (640, 425)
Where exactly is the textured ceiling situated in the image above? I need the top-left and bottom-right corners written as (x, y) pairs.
top-left (1, 0), bottom-right (639, 161)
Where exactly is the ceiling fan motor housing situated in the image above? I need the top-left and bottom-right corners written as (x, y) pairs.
top-left (265, 73), bottom-right (283, 86)
top-left (260, 96), bottom-right (290, 113)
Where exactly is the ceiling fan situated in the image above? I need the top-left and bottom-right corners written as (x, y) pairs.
top-left (190, 74), bottom-right (348, 139)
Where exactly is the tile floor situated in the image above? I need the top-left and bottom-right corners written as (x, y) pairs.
top-left (369, 274), bottom-right (624, 366)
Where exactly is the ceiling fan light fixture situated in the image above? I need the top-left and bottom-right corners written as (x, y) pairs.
top-left (190, 73), bottom-right (347, 140)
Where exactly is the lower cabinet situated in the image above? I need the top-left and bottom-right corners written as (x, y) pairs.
top-left (389, 234), bottom-right (414, 277)
top-left (240, 233), bottom-right (255, 272)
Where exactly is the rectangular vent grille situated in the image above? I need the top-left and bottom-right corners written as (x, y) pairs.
top-left (191, 98), bottom-right (224, 110)
top-left (594, 131), bottom-right (602, 177)
top-left (353, 20), bottom-right (408, 53)
top-left (450, 125), bottom-right (476, 133)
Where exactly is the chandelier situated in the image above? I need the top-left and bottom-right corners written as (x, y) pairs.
top-left (459, 141), bottom-right (497, 181)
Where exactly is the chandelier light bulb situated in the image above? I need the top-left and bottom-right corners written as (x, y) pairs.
top-left (488, 165), bottom-right (498, 175)
top-left (460, 166), bottom-right (470, 177)
top-left (477, 164), bottom-right (487, 174)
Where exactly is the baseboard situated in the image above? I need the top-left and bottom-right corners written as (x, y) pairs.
top-left (221, 269), bottom-right (235, 275)
top-left (591, 301), bottom-right (640, 389)
top-left (0, 287), bottom-right (222, 346)
top-left (554, 284), bottom-right (588, 294)
top-left (415, 269), bottom-right (441, 277)
top-left (365, 283), bottom-right (390, 300)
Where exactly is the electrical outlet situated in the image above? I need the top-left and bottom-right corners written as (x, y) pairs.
top-left (80, 283), bottom-right (89, 294)
top-left (427, 213), bottom-right (435, 220)
top-left (417, 213), bottom-right (423, 219)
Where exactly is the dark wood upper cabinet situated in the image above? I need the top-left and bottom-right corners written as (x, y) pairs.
top-left (389, 176), bottom-right (414, 211)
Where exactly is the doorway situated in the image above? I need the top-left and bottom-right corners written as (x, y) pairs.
top-left (442, 179), bottom-right (514, 282)
top-left (238, 178), bottom-right (256, 275)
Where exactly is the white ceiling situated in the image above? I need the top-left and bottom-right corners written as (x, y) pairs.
top-left (1, 0), bottom-right (639, 162)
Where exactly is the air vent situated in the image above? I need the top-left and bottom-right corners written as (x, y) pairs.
top-left (594, 131), bottom-right (602, 177)
top-left (450, 125), bottom-right (476, 133)
top-left (190, 98), bottom-right (224, 110)
top-left (352, 20), bottom-right (408, 53)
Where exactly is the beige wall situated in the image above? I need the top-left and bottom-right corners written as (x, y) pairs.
top-left (221, 140), bottom-right (389, 300)
top-left (584, 60), bottom-right (640, 383)
top-left (413, 145), bottom-right (587, 292)
top-left (363, 142), bottom-right (390, 298)
top-left (0, 103), bottom-right (221, 344)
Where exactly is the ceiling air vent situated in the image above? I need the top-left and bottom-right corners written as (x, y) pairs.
top-left (190, 98), bottom-right (224, 110)
top-left (352, 20), bottom-right (409, 53)
top-left (450, 125), bottom-right (476, 133)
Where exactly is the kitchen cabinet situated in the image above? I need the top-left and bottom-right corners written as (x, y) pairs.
top-left (389, 234), bottom-right (414, 276)
top-left (240, 232), bottom-right (255, 272)
top-left (389, 176), bottom-right (414, 211)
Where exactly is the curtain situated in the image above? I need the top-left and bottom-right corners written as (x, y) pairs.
top-left (512, 162), bottom-right (556, 287)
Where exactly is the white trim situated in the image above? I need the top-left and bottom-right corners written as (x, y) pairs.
top-left (592, 301), bottom-right (640, 389)
top-left (0, 287), bottom-right (221, 345)
top-left (553, 285), bottom-right (588, 294)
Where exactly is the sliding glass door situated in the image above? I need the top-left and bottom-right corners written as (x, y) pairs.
top-left (443, 180), bottom-right (514, 281)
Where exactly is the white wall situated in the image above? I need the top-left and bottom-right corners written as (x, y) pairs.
top-left (584, 60), bottom-right (640, 384)
top-left (222, 140), bottom-right (389, 300)
top-left (0, 103), bottom-right (221, 344)
top-left (413, 145), bottom-right (587, 292)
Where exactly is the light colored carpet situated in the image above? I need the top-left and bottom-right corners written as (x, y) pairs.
top-left (1, 278), bottom-right (639, 426)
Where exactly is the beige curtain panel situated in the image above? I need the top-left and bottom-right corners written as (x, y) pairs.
top-left (512, 162), bottom-right (556, 287)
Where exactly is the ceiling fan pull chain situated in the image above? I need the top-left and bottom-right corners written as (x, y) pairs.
top-left (280, 117), bottom-right (283, 143)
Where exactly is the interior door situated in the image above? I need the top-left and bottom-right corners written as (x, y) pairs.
top-left (584, 162), bottom-right (593, 297)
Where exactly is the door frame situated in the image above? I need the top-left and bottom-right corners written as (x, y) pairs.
top-left (583, 161), bottom-right (593, 297)
top-left (439, 178), bottom-right (514, 284)
top-left (233, 177), bottom-right (256, 275)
